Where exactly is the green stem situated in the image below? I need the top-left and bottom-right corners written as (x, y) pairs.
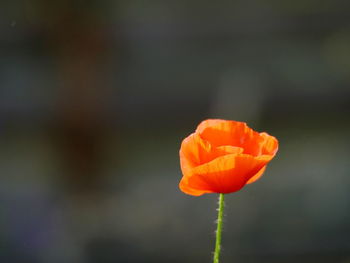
top-left (213, 193), bottom-right (225, 263)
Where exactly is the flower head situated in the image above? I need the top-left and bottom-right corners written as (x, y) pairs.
top-left (179, 119), bottom-right (278, 196)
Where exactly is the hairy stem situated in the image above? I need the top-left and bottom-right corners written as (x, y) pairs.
top-left (213, 193), bottom-right (225, 263)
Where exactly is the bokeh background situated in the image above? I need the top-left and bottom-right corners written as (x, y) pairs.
top-left (1, 0), bottom-right (350, 262)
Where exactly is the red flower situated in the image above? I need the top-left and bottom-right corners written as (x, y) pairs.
top-left (179, 119), bottom-right (278, 196)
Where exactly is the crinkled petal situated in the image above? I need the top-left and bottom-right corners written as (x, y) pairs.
top-left (196, 119), bottom-right (272, 156)
top-left (260, 132), bottom-right (279, 156)
top-left (196, 119), bottom-right (250, 148)
top-left (179, 133), bottom-right (244, 173)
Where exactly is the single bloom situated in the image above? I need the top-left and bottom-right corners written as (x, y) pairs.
top-left (179, 119), bottom-right (278, 196)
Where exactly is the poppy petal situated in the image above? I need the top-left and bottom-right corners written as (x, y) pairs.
top-left (196, 119), bottom-right (250, 147)
top-left (260, 132), bottom-right (279, 156)
top-left (196, 119), bottom-right (273, 156)
top-left (179, 176), bottom-right (215, 196)
top-left (185, 154), bottom-right (272, 194)
top-left (179, 133), bottom-right (244, 171)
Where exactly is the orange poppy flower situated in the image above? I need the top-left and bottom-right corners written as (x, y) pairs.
top-left (179, 119), bottom-right (278, 196)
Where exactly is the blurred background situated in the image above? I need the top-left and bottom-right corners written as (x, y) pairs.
top-left (1, 0), bottom-right (350, 262)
